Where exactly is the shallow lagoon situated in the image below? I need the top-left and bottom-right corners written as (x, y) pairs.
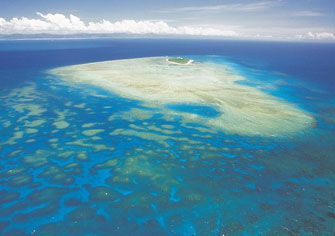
top-left (0, 39), bottom-right (334, 236)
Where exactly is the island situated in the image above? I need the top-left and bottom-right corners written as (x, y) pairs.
top-left (167, 57), bottom-right (193, 65)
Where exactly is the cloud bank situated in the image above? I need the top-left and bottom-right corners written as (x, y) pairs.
top-left (0, 12), bottom-right (237, 37)
top-left (0, 12), bottom-right (334, 41)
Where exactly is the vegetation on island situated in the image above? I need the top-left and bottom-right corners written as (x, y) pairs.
top-left (167, 57), bottom-right (192, 65)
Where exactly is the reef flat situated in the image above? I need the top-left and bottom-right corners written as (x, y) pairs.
top-left (50, 57), bottom-right (314, 137)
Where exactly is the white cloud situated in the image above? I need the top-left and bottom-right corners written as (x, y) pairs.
top-left (292, 11), bottom-right (325, 17)
top-left (37, 12), bottom-right (86, 31)
top-left (158, 1), bottom-right (276, 13)
top-left (296, 32), bottom-right (335, 40)
top-left (0, 12), bottom-right (238, 37)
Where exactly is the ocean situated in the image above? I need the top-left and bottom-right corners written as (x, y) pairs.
top-left (0, 39), bottom-right (334, 235)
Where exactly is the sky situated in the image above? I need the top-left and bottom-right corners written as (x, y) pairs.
top-left (0, 0), bottom-right (334, 41)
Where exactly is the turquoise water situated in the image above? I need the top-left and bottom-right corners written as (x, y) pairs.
top-left (0, 40), bottom-right (335, 236)
top-left (166, 104), bottom-right (220, 118)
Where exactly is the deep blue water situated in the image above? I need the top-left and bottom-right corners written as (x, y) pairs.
top-left (1, 39), bottom-right (334, 90)
top-left (0, 39), bottom-right (334, 236)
